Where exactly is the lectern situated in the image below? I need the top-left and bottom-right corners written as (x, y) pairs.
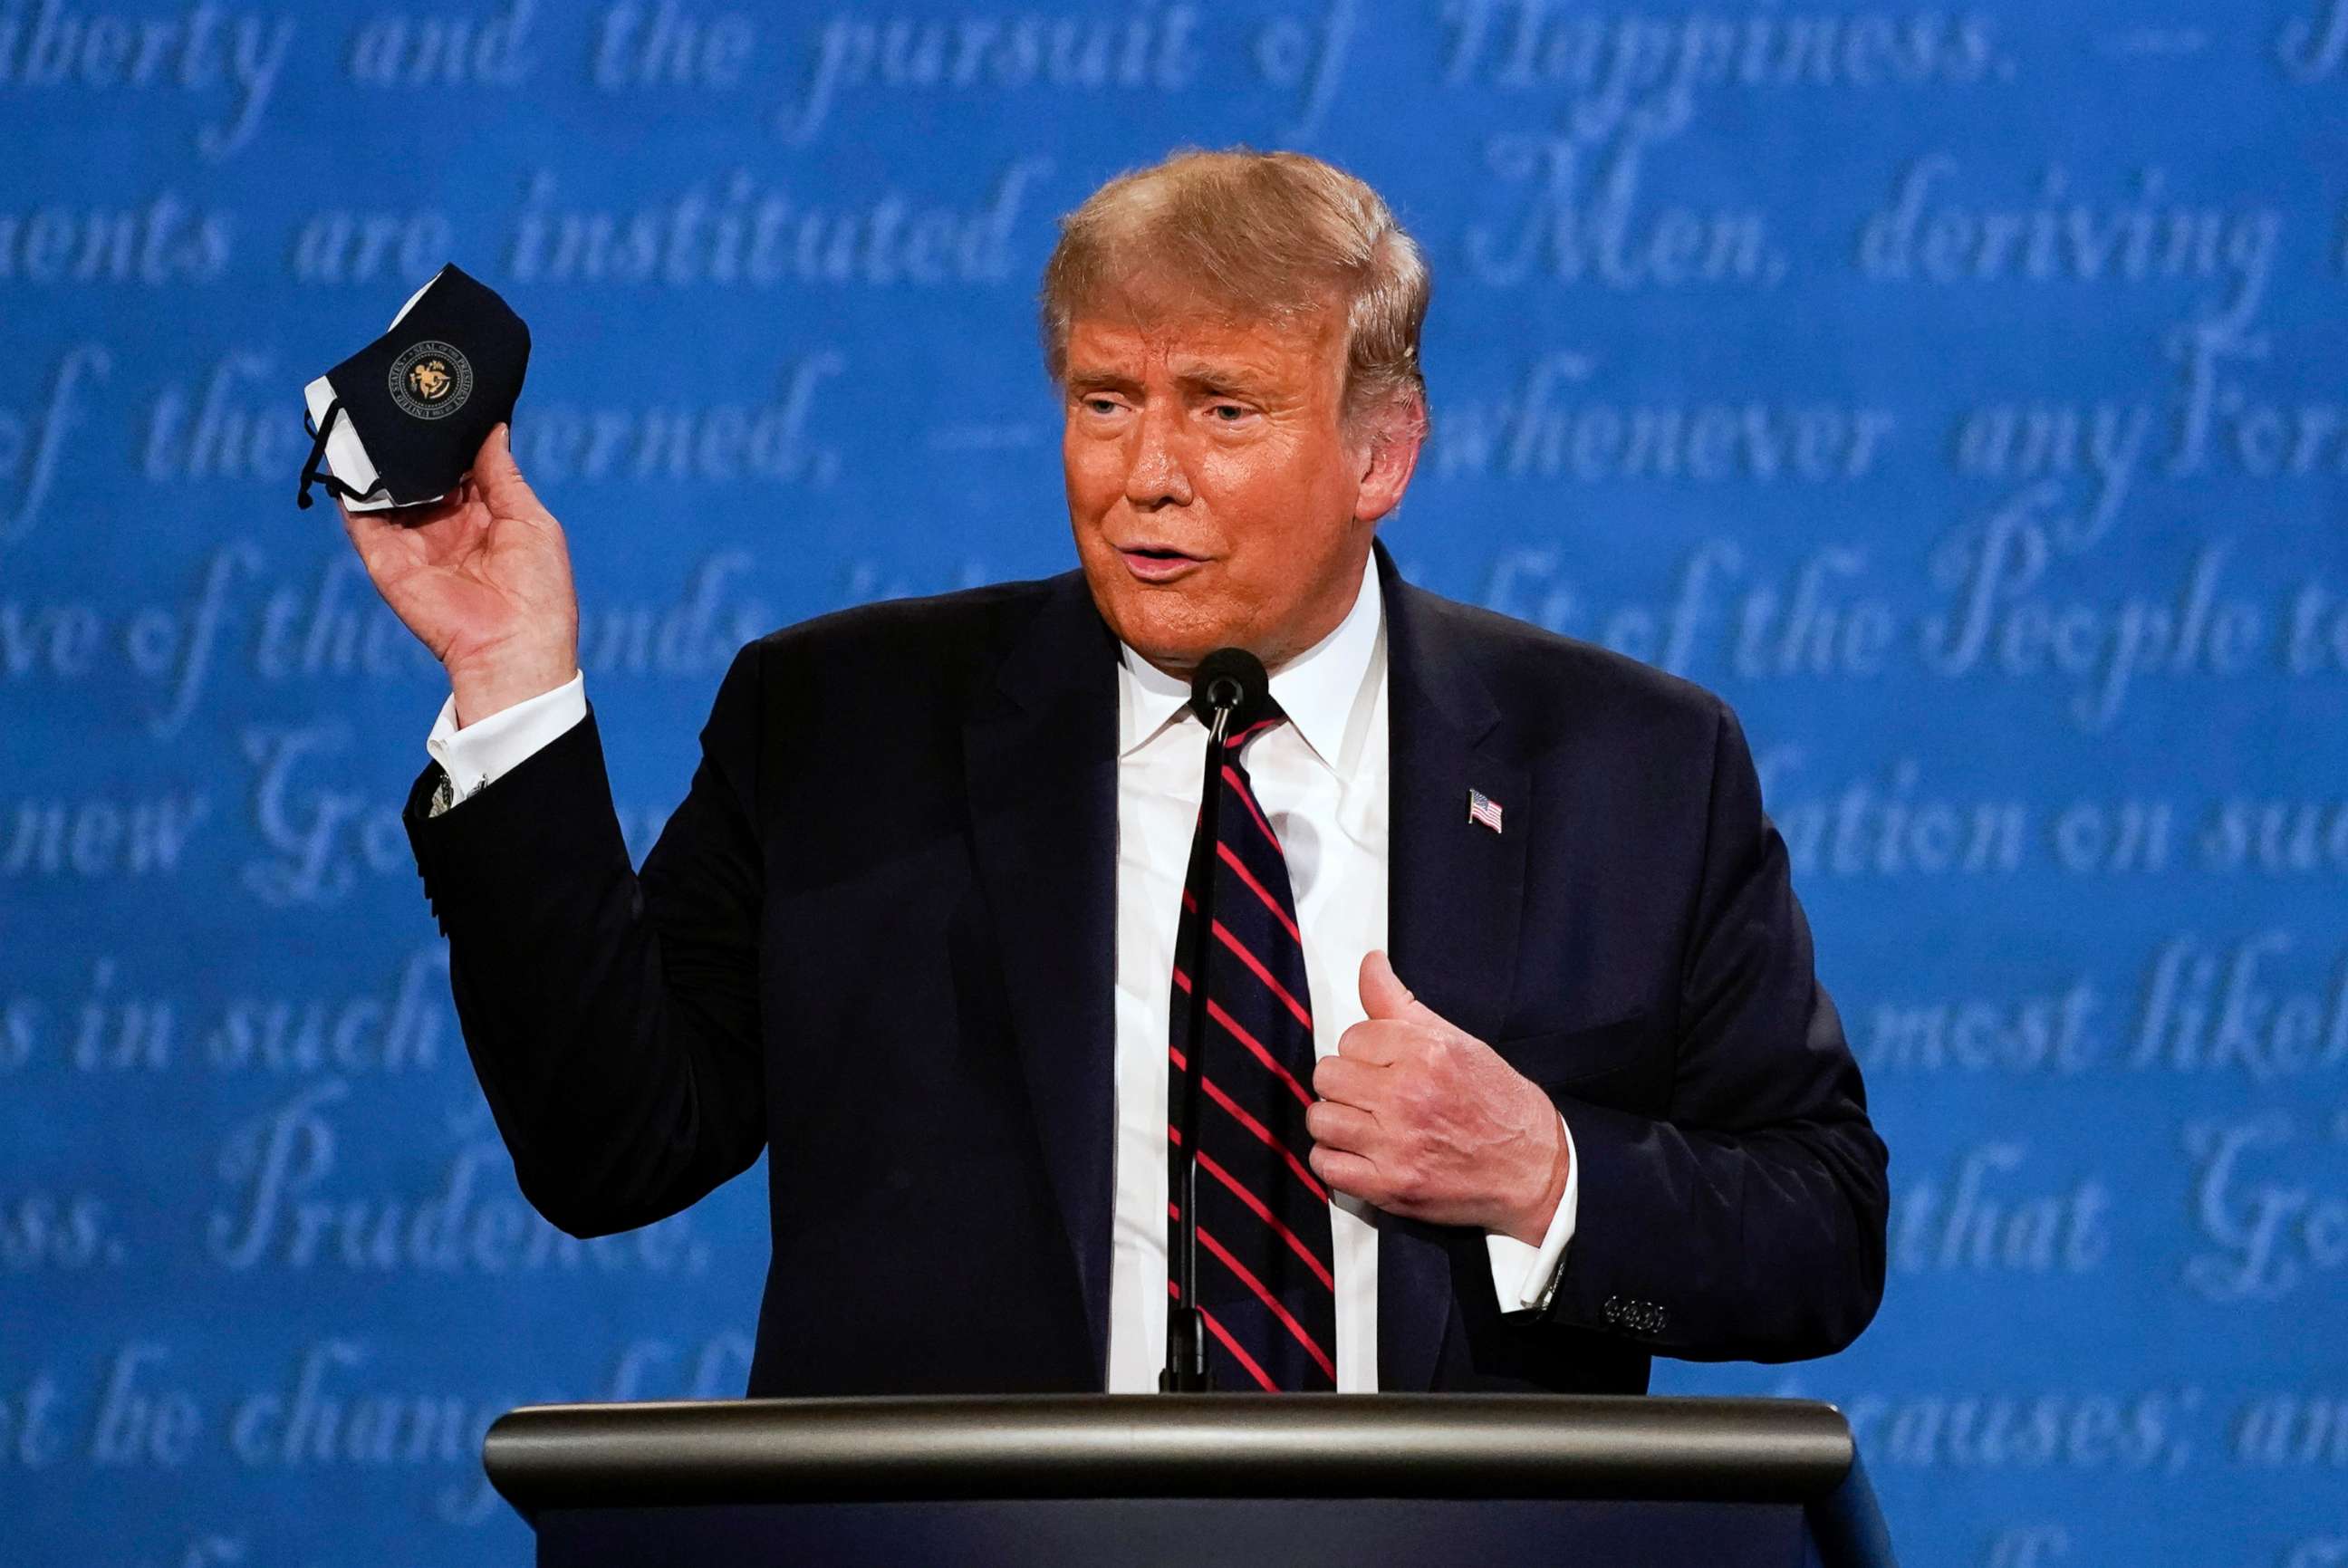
top-left (485, 1394), bottom-right (1895, 1566)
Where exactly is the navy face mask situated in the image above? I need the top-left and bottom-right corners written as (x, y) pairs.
top-left (296, 262), bottom-right (530, 511)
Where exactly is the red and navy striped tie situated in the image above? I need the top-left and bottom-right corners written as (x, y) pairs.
top-left (1167, 704), bottom-right (1338, 1392)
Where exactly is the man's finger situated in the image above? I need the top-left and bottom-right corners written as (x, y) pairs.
top-left (333, 490), bottom-right (414, 560)
top-left (1305, 1099), bottom-right (1378, 1151)
top-left (1335, 1018), bottom-right (1407, 1065)
top-left (472, 421), bottom-right (515, 482)
top-left (1358, 948), bottom-right (1445, 1028)
top-left (470, 422), bottom-right (539, 515)
top-left (1311, 1053), bottom-right (1381, 1107)
top-left (1307, 1144), bottom-right (1383, 1203)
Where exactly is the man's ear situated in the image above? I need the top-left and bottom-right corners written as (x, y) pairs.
top-left (1352, 394), bottom-right (1426, 525)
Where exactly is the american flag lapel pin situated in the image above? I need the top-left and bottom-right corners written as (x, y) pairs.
top-left (1468, 788), bottom-right (1504, 834)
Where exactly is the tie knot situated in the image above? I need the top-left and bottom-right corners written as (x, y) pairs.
top-left (1220, 696), bottom-right (1286, 755)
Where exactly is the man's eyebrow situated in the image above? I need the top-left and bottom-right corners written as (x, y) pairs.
top-left (1062, 362), bottom-right (1281, 398)
top-left (1168, 362), bottom-right (1275, 397)
top-left (1064, 367), bottom-right (1142, 393)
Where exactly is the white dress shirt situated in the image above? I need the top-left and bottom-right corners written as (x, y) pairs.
top-left (424, 554), bottom-right (1579, 1389)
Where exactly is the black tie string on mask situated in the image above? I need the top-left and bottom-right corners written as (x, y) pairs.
top-left (295, 395), bottom-right (378, 509)
top-left (296, 262), bottom-right (531, 512)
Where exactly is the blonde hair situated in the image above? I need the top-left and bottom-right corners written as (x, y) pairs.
top-left (1038, 146), bottom-right (1431, 446)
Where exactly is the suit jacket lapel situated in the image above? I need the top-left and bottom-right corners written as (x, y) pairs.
top-left (1377, 539), bottom-right (1530, 1390)
top-left (963, 572), bottom-right (1121, 1386)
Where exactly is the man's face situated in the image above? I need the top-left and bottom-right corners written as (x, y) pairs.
top-left (1059, 293), bottom-right (1417, 675)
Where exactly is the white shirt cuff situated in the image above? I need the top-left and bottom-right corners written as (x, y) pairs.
top-left (424, 670), bottom-right (588, 810)
top-left (1483, 1112), bottom-right (1579, 1313)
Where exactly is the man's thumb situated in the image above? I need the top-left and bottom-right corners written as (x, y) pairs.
top-left (472, 422), bottom-right (532, 503)
top-left (1359, 948), bottom-right (1434, 1024)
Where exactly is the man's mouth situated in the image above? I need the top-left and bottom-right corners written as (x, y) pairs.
top-left (1117, 544), bottom-right (1206, 582)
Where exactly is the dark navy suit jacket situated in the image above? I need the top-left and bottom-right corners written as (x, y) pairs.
top-left (400, 541), bottom-right (1888, 1397)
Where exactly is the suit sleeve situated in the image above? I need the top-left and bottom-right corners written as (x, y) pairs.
top-left (400, 639), bottom-right (771, 1238)
top-left (425, 669), bottom-right (588, 809)
top-left (1535, 699), bottom-right (1890, 1361)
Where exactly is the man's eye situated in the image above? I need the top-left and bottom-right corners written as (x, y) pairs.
top-left (1083, 397), bottom-right (1122, 415)
top-left (1210, 403), bottom-right (1251, 421)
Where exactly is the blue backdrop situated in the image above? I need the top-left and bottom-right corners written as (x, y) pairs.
top-left (4, 2), bottom-right (2345, 1563)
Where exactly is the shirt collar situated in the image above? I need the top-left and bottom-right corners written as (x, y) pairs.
top-left (1117, 550), bottom-right (1384, 771)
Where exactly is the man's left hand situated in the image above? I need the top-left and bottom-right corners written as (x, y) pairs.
top-left (1305, 949), bottom-right (1571, 1244)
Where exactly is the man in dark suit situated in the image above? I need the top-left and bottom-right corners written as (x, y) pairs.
top-left (345, 148), bottom-right (1886, 1398)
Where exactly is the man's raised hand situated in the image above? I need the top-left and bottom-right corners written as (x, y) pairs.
top-left (335, 421), bottom-right (580, 726)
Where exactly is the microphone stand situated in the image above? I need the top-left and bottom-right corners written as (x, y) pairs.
top-left (1161, 697), bottom-right (1235, 1392)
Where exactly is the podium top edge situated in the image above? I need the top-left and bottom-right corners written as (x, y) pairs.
top-left (483, 1392), bottom-right (1857, 1514)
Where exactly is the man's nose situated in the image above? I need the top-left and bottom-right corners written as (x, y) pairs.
top-left (1122, 403), bottom-right (1195, 509)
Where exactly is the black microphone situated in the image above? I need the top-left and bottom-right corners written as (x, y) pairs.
top-left (1162, 647), bottom-right (1269, 1394)
top-left (1186, 645), bottom-right (1271, 733)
